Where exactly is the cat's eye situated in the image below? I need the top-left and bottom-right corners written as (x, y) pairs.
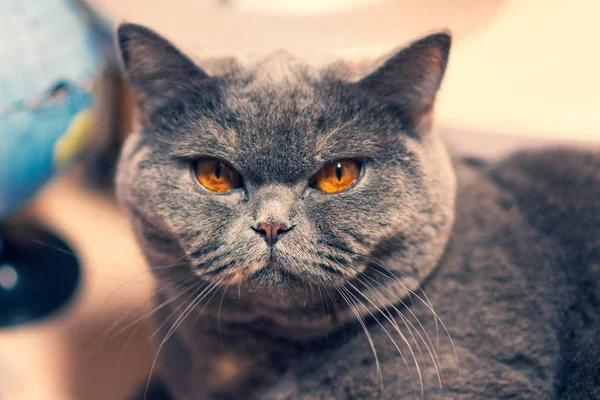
top-left (194, 158), bottom-right (242, 192)
top-left (313, 159), bottom-right (361, 193)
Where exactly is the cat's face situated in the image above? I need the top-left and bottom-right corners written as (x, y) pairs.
top-left (116, 24), bottom-right (456, 303)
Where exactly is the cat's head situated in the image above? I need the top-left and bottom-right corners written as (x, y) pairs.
top-left (115, 24), bottom-right (455, 308)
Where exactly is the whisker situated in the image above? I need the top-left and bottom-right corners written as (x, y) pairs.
top-left (356, 255), bottom-right (441, 356)
top-left (304, 284), bottom-right (312, 307)
top-left (97, 261), bottom-right (187, 310)
top-left (316, 284), bottom-right (326, 317)
top-left (149, 282), bottom-right (211, 342)
top-left (366, 255), bottom-right (441, 347)
top-left (349, 278), bottom-right (425, 394)
top-left (164, 280), bottom-right (223, 344)
top-left (145, 278), bottom-right (224, 400)
top-left (100, 272), bottom-right (195, 336)
top-left (83, 276), bottom-right (203, 361)
top-left (82, 246), bottom-right (203, 346)
top-left (363, 255), bottom-right (461, 393)
top-left (342, 284), bottom-right (421, 399)
top-left (113, 308), bottom-right (155, 376)
top-left (106, 276), bottom-right (202, 371)
top-left (356, 273), bottom-right (444, 397)
top-left (336, 287), bottom-right (384, 397)
top-left (325, 285), bottom-right (343, 322)
top-left (217, 281), bottom-right (232, 339)
top-left (191, 280), bottom-right (224, 330)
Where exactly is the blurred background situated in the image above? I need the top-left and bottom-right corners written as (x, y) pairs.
top-left (0, 0), bottom-right (598, 399)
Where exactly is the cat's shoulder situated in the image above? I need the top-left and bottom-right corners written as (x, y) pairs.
top-left (485, 148), bottom-right (600, 254)
top-left (454, 148), bottom-right (600, 250)
top-left (456, 148), bottom-right (600, 214)
top-left (490, 148), bottom-right (599, 192)
top-left (488, 148), bottom-right (600, 214)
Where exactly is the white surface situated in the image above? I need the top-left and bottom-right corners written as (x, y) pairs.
top-left (92, 0), bottom-right (496, 56)
top-left (437, 0), bottom-right (600, 142)
top-left (232, 0), bottom-right (392, 16)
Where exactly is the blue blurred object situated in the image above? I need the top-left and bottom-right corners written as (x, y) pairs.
top-left (0, 0), bottom-right (103, 328)
top-left (0, 0), bottom-right (101, 219)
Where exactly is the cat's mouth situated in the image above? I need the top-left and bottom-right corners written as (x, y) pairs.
top-left (251, 255), bottom-right (298, 280)
top-left (212, 244), bottom-right (354, 290)
top-left (223, 252), bottom-right (304, 288)
top-left (266, 249), bottom-right (281, 270)
top-left (226, 264), bottom-right (300, 292)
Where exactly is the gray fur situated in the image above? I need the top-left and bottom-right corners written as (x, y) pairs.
top-left (117, 24), bottom-right (600, 400)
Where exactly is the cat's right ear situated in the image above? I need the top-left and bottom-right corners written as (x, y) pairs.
top-left (356, 31), bottom-right (451, 134)
top-left (116, 23), bottom-right (209, 110)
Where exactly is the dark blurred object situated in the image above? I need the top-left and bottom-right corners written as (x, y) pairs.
top-left (129, 379), bottom-right (173, 400)
top-left (0, 225), bottom-right (80, 328)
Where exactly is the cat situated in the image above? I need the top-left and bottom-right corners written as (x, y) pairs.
top-left (115, 23), bottom-right (600, 399)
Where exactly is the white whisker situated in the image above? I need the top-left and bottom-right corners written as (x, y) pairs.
top-left (364, 256), bottom-right (461, 393)
top-left (83, 277), bottom-right (203, 361)
top-left (337, 287), bottom-right (384, 397)
top-left (355, 272), bottom-right (444, 396)
top-left (343, 284), bottom-right (422, 399)
top-left (145, 278), bottom-right (224, 400)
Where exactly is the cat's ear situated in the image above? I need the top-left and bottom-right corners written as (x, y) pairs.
top-left (116, 23), bottom-right (209, 110)
top-left (357, 31), bottom-right (451, 132)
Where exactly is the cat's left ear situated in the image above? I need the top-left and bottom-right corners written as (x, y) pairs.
top-left (357, 31), bottom-right (451, 132)
top-left (116, 23), bottom-right (210, 110)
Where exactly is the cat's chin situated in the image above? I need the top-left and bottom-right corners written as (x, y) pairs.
top-left (241, 264), bottom-right (315, 292)
top-left (214, 262), bottom-right (346, 303)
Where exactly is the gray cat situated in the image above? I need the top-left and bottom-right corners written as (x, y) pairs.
top-left (115, 23), bottom-right (600, 400)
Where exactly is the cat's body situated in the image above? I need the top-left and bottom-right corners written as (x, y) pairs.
top-left (130, 152), bottom-right (600, 400)
top-left (116, 24), bottom-right (600, 400)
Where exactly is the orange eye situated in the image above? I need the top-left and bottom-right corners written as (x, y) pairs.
top-left (194, 158), bottom-right (242, 192)
top-left (314, 159), bottom-right (361, 193)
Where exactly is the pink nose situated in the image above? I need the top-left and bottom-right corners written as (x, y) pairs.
top-left (253, 222), bottom-right (291, 246)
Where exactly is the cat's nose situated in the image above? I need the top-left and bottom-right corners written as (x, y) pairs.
top-left (252, 222), bottom-right (292, 246)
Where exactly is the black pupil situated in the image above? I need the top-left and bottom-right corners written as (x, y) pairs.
top-left (335, 163), bottom-right (343, 181)
top-left (214, 162), bottom-right (222, 179)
